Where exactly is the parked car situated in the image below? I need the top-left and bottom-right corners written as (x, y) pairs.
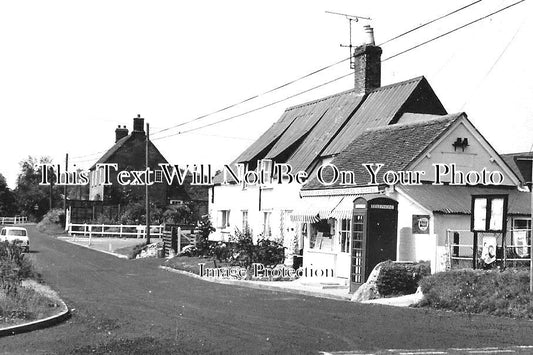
top-left (0, 226), bottom-right (30, 252)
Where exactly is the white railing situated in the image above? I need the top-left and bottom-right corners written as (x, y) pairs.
top-left (67, 223), bottom-right (164, 239)
top-left (0, 216), bottom-right (28, 225)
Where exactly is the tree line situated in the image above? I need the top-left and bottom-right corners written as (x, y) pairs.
top-left (0, 156), bottom-right (63, 220)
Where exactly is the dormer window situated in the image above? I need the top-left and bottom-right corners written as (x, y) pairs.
top-left (452, 137), bottom-right (469, 152)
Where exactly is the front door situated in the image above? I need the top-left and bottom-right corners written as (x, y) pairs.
top-left (365, 198), bottom-right (398, 280)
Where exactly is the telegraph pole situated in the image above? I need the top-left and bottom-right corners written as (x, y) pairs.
top-left (63, 153), bottom-right (68, 217)
top-left (145, 122), bottom-right (151, 245)
top-left (518, 153), bottom-right (533, 292)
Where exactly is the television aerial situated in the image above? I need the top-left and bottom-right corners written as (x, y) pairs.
top-left (326, 11), bottom-right (372, 69)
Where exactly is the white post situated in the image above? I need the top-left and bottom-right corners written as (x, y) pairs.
top-left (89, 225), bottom-right (92, 246)
top-left (120, 224), bottom-right (123, 238)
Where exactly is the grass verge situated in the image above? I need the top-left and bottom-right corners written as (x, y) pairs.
top-left (1, 242), bottom-right (63, 326)
top-left (417, 268), bottom-right (533, 319)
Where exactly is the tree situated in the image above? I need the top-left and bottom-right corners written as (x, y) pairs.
top-left (14, 156), bottom-right (62, 220)
top-left (0, 173), bottom-right (17, 216)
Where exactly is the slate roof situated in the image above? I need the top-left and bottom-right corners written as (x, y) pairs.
top-left (90, 134), bottom-right (168, 170)
top-left (304, 113), bottom-right (463, 190)
top-left (399, 184), bottom-right (530, 215)
top-left (219, 76), bottom-right (446, 185)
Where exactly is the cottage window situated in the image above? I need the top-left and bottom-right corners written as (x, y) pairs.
top-left (339, 218), bottom-right (351, 253)
top-left (263, 212), bottom-right (272, 238)
top-left (218, 210), bottom-right (230, 229)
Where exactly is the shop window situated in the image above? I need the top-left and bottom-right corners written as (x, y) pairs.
top-left (263, 212), bottom-right (272, 238)
top-left (340, 218), bottom-right (351, 253)
top-left (310, 219), bottom-right (334, 251)
top-left (218, 210), bottom-right (230, 229)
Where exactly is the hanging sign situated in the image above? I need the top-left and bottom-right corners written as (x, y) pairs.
top-left (412, 215), bottom-right (430, 234)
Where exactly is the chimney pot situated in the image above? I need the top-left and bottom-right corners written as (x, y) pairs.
top-left (364, 25), bottom-right (375, 45)
top-left (133, 115), bottom-right (145, 133)
top-left (115, 125), bottom-right (129, 142)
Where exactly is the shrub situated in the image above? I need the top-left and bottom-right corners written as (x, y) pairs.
top-left (196, 215), bottom-right (215, 256)
top-left (418, 268), bottom-right (533, 318)
top-left (0, 242), bottom-right (38, 282)
top-left (376, 261), bottom-right (431, 296)
top-left (228, 230), bottom-right (285, 269)
top-left (36, 208), bottom-right (65, 234)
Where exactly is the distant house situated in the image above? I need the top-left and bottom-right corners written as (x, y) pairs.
top-left (209, 28), bottom-right (531, 290)
top-left (85, 115), bottom-right (207, 219)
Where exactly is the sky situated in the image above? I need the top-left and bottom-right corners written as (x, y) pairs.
top-left (0, 0), bottom-right (532, 189)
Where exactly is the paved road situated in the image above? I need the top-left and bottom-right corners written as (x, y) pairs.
top-left (3, 226), bottom-right (533, 354)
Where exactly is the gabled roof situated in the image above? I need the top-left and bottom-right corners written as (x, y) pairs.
top-left (90, 133), bottom-right (168, 170)
top-left (229, 76), bottom-right (446, 175)
top-left (304, 113), bottom-right (463, 190)
top-left (501, 152), bottom-right (533, 185)
top-left (321, 76), bottom-right (445, 157)
top-left (91, 135), bottom-right (132, 169)
top-left (399, 184), bottom-right (530, 215)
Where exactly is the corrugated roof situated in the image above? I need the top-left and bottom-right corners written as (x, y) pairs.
top-left (399, 184), bottom-right (531, 215)
top-left (217, 75), bottom-right (447, 185)
top-left (321, 76), bottom-right (427, 156)
top-left (265, 102), bottom-right (329, 160)
top-left (304, 114), bottom-right (462, 190)
top-left (501, 152), bottom-right (533, 185)
top-left (286, 91), bottom-right (365, 172)
top-left (232, 108), bottom-right (300, 164)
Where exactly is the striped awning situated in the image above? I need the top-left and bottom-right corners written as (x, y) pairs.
top-left (290, 196), bottom-right (345, 223)
top-left (329, 196), bottom-right (357, 219)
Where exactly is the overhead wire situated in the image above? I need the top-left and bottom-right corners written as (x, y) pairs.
top-left (377, 0), bottom-right (484, 46)
top-left (151, 56), bottom-right (351, 135)
top-left (381, 0), bottom-right (526, 62)
top-left (69, 0), bottom-right (525, 157)
top-left (155, 0), bottom-right (527, 141)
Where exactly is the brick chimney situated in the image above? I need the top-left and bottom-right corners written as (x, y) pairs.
top-left (133, 114), bottom-right (145, 134)
top-left (353, 25), bottom-right (382, 94)
top-left (115, 125), bottom-right (129, 142)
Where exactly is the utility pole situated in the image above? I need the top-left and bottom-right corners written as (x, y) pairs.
top-left (63, 153), bottom-right (68, 218)
top-left (518, 153), bottom-right (533, 292)
top-left (49, 165), bottom-right (53, 212)
top-left (145, 122), bottom-right (151, 245)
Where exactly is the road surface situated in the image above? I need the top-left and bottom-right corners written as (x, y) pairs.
top-left (2, 225), bottom-right (533, 354)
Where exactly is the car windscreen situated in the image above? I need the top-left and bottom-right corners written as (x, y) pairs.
top-left (7, 230), bottom-right (27, 236)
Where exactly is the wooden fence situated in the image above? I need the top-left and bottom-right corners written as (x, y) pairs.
top-left (67, 223), bottom-right (164, 239)
top-left (0, 216), bottom-right (28, 225)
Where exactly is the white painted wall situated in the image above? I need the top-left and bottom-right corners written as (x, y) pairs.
top-left (209, 182), bottom-right (302, 243)
top-left (395, 191), bottom-right (435, 263)
top-left (410, 120), bottom-right (518, 186)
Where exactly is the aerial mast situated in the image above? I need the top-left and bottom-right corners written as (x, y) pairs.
top-left (325, 11), bottom-right (372, 69)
